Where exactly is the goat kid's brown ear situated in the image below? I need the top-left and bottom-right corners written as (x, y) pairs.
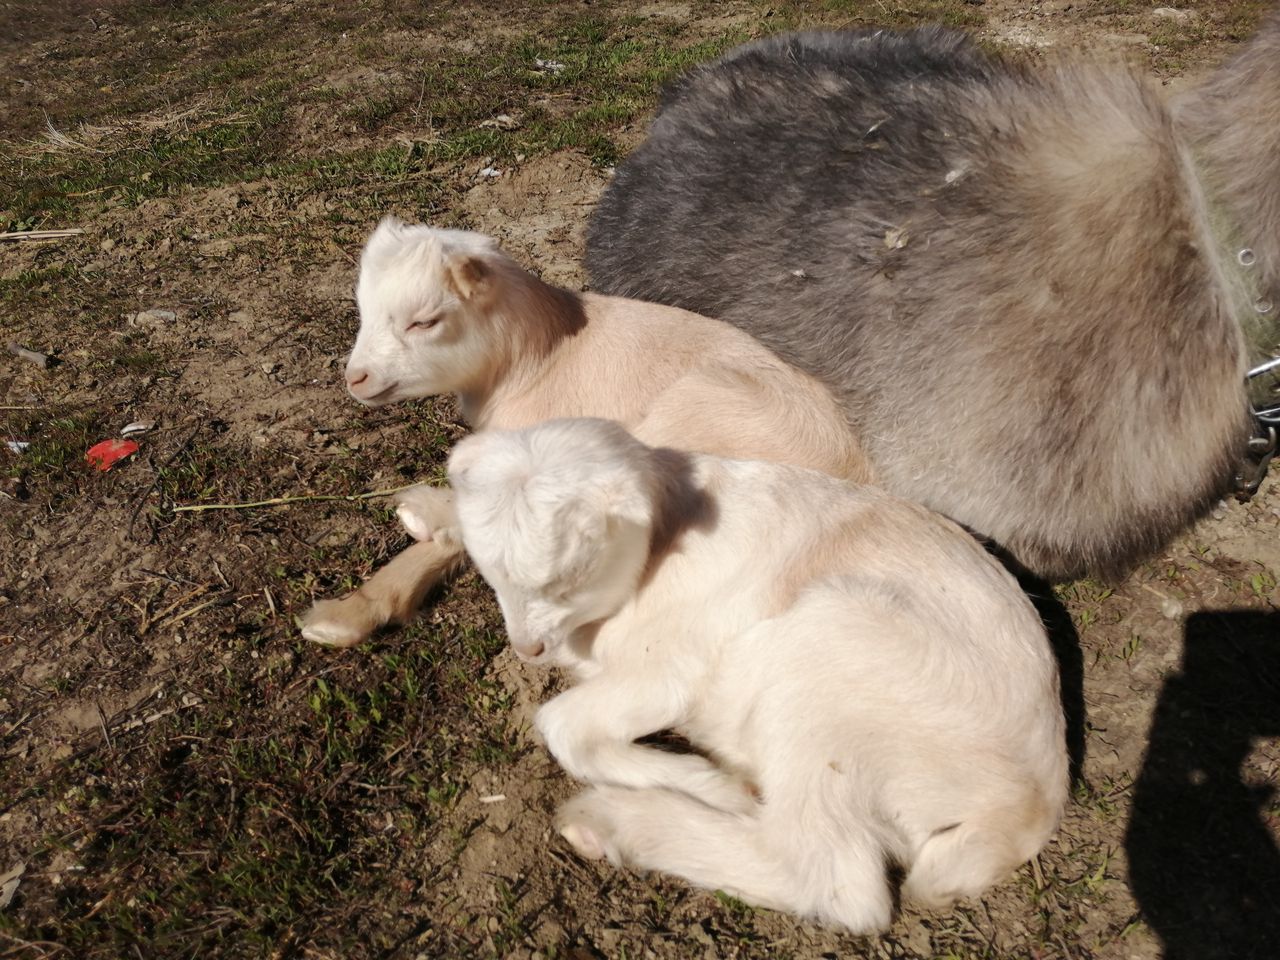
top-left (445, 255), bottom-right (489, 301)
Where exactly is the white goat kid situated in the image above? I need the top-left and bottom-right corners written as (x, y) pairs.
top-left (301, 218), bottom-right (868, 648)
top-left (442, 418), bottom-right (1068, 934)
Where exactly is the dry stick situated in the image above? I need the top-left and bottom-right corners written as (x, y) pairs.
top-left (95, 701), bottom-right (113, 751)
top-left (172, 483), bottom-right (421, 513)
top-left (0, 229), bottom-right (84, 242)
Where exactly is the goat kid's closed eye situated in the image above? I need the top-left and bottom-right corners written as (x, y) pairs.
top-left (406, 312), bottom-right (444, 333)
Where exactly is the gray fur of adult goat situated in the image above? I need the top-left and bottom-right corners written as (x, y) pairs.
top-left (586, 18), bottom-right (1280, 581)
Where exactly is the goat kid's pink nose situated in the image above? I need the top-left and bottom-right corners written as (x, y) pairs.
top-left (346, 367), bottom-right (370, 389)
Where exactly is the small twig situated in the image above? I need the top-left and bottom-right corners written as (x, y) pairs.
top-left (139, 585), bottom-right (210, 636)
top-left (116, 696), bottom-right (202, 734)
top-left (0, 934), bottom-right (70, 958)
top-left (6, 342), bottom-right (49, 369)
top-left (0, 710), bottom-right (33, 741)
top-left (1031, 853), bottom-right (1046, 892)
top-left (0, 229), bottom-right (84, 242)
top-left (167, 598), bottom-right (219, 628)
top-left (173, 483), bottom-right (420, 513)
top-left (122, 595), bottom-right (152, 635)
top-left (211, 559), bottom-right (230, 589)
top-left (263, 586), bottom-right (277, 619)
top-left (95, 701), bottom-right (113, 751)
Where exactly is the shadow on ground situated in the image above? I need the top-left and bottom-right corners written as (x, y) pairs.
top-left (1002, 563), bottom-right (1086, 783)
top-left (1127, 610), bottom-right (1280, 960)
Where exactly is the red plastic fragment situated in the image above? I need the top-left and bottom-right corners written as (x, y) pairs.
top-left (86, 438), bottom-right (139, 471)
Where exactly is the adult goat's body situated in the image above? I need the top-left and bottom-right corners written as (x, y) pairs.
top-left (586, 22), bottom-right (1280, 580)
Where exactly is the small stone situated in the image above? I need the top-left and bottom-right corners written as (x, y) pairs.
top-left (1161, 596), bottom-right (1183, 620)
top-left (133, 308), bottom-right (177, 325)
top-left (534, 920), bottom-right (566, 948)
top-left (1152, 7), bottom-right (1196, 21)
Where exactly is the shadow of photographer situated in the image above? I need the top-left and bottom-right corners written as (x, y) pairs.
top-left (1126, 610), bottom-right (1280, 959)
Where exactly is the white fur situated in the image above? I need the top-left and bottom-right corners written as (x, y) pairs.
top-left (448, 418), bottom-right (1068, 933)
top-left (302, 218), bottom-right (867, 647)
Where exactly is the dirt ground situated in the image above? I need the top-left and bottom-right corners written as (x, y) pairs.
top-left (1, 1), bottom-right (1277, 958)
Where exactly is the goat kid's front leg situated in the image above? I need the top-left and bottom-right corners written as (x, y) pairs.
top-left (536, 678), bottom-right (757, 815)
top-left (301, 484), bottom-right (463, 648)
top-left (301, 539), bottom-right (464, 648)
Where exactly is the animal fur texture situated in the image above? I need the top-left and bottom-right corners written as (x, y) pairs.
top-left (440, 417), bottom-right (1068, 933)
top-left (585, 19), bottom-right (1280, 580)
top-left (301, 219), bottom-right (869, 647)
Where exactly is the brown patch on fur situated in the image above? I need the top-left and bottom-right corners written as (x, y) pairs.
top-left (445, 255), bottom-right (489, 301)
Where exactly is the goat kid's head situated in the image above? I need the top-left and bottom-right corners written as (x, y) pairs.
top-left (448, 418), bottom-right (656, 665)
top-left (345, 217), bottom-right (501, 406)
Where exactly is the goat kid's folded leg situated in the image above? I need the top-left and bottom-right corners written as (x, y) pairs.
top-left (535, 680), bottom-right (757, 815)
top-left (556, 785), bottom-right (893, 934)
top-left (300, 538), bottom-right (464, 648)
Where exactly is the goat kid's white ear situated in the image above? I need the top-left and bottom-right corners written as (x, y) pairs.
top-left (367, 215), bottom-right (408, 250)
top-left (445, 254), bottom-right (490, 301)
top-left (361, 216), bottom-right (416, 268)
top-left (600, 477), bottom-right (653, 531)
top-left (446, 435), bottom-right (486, 488)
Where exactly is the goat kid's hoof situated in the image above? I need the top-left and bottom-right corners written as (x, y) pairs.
top-left (299, 599), bottom-right (372, 648)
top-left (393, 486), bottom-right (458, 544)
top-left (555, 790), bottom-right (617, 863)
top-left (559, 822), bottom-right (606, 860)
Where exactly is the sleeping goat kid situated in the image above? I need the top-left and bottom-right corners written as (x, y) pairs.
top-left (586, 18), bottom-right (1280, 580)
top-left (300, 219), bottom-right (868, 648)
top-left (442, 418), bottom-right (1068, 933)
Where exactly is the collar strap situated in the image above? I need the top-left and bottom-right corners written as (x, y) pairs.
top-left (1233, 244), bottom-right (1280, 500)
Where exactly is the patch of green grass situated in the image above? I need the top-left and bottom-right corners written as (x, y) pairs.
top-left (3, 609), bottom-right (518, 958)
top-left (3, 411), bottom-right (101, 482)
top-left (767, 0), bottom-right (985, 30)
top-left (0, 263), bottom-right (81, 300)
top-left (3, 94), bottom-right (290, 223)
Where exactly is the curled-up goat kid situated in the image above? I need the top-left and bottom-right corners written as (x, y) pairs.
top-left (441, 417), bottom-right (1069, 934)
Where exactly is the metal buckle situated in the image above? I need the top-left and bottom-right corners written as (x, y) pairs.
top-left (1234, 424), bottom-right (1277, 501)
top-left (1234, 357), bottom-right (1280, 501)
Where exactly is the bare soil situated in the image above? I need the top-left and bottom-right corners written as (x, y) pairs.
top-left (1, 2), bottom-right (1277, 958)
